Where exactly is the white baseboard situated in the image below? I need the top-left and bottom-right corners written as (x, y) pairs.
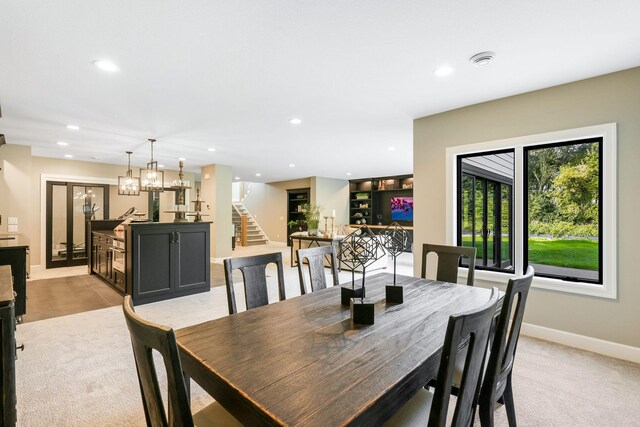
top-left (31, 264), bottom-right (44, 273)
top-left (521, 323), bottom-right (640, 364)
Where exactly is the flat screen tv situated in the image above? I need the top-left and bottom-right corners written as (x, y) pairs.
top-left (391, 196), bottom-right (413, 221)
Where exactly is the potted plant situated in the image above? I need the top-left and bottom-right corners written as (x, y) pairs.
top-left (302, 203), bottom-right (321, 236)
top-left (287, 219), bottom-right (303, 232)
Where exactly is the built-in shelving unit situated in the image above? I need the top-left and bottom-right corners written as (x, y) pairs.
top-left (287, 188), bottom-right (310, 245)
top-left (349, 175), bottom-right (413, 227)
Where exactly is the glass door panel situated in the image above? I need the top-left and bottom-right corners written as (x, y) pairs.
top-left (459, 173), bottom-right (513, 272)
top-left (50, 184), bottom-right (68, 262)
top-left (46, 182), bottom-right (109, 268)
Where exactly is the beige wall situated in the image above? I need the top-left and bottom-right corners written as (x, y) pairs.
top-left (243, 178), bottom-right (312, 243)
top-left (201, 164), bottom-right (232, 259)
top-left (413, 67), bottom-right (640, 347)
top-left (241, 177), bottom-right (349, 243)
top-left (0, 145), bottom-right (33, 237)
top-left (311, 177), bottom-right (349, 227)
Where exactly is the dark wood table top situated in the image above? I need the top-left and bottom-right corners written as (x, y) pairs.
top-left (176, 273), bottom-right (495, 426)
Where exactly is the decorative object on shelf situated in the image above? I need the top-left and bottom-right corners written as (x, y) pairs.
top-left (187, 187), bottom-right (209, 222)
top-left (355, 220), bottom-right (361, 225)
top-left (118, 151), bottom-right (140, 196)
top-left (377, 213), bottom-right (383, 226)
top-left (377, 180), bottom-right (386, 191)
top-left (139, 138), bottom-right (164, 192)
top-left (302, 203), bottom-right (321, 236)
top-left (361, 218), bottom-right (366, 224)
top-left (379, 222), bottom-right (413, 304)
top-left (355, 192), bottom-right (369, 200)
top-left (359, 203), bottom-right (369, 209)
top-left (165, 160), bottom-right (194, 222)
top-left (287, 220), bottom-right (303, 232)
top-left (402, 183), bottom-right (413, 189)
top-left (338, 226), bottom-right (385, 325)
top-left (354, 212), bottom-right (363, 218)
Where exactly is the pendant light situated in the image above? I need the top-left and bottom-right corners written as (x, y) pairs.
top-left (118, 151), bottom-right (141, 196)
top-left (139, 138), bottom-right (164, 192)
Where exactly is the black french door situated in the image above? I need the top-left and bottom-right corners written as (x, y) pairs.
top-left (459, 173), bottom-right (513, 272)
top-left (46, 181), bottom-right (110, 268)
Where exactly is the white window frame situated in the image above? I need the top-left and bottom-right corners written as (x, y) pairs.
top-left (446, 123), bottom-right (617, 299)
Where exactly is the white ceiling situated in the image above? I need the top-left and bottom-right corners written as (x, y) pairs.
top-left (1, 1), bottom-right (639, 183)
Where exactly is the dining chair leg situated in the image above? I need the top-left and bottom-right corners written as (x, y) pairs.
top-left (504, 373), bottom-right (517, 427)
top-left (479, 400), bottom-right (494, 427)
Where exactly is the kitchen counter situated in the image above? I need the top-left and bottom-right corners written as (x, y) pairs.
top-left (0, 234), bottom-right (30, 249)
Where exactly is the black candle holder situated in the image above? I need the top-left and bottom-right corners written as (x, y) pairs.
top-left (379, 222), bottom-right (412, 304)
top-left (338, 226), bottom-right (385, 325)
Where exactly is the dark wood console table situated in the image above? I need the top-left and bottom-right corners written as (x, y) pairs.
top-left (0, 265), bottom-right (16, 426)
top-left (0, 234), bottom-right (29, 319)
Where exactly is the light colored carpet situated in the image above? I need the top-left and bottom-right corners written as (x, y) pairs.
top-left (15, 243), bottom-right (640, 426)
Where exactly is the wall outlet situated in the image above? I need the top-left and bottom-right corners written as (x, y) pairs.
top-left (8, 224), bottom-right (18, 233)
top-left (8, 217), bottom-right (18, 225)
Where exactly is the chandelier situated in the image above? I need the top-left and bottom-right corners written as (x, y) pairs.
top-left (139, 138), bottom-right (164, 192)
top-left (118, 151), bottom-right (140, 196)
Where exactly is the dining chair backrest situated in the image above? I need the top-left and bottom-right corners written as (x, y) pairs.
top-left (430, 288), bottom-right (499, 427)
top-left (122, 295), bottom-right (193, 427)
top-left (421, 243), bottom-right (477, 286)
top-left (223, 252), bottom-right (286, 315)
top-left (296, 245), bottom-right (339, 295)
top-left (479, 266), bottom-right (534, 426)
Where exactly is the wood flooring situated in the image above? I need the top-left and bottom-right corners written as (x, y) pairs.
top-left (24, 263), bottom-right (239, 322)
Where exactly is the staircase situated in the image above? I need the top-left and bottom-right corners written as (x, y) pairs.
top-left (232, 202), bottom-right (269, 246)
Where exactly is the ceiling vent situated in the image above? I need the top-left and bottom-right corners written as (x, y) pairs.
top-left (469, 51), bottom-right (495, 67)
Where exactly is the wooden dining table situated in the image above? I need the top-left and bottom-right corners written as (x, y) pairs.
top-left (175, 273), bottom-right (496, 426)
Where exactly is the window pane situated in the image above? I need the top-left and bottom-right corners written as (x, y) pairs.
top-left (461, 175), bottom-right (474, 252)
top-left (501, 185), bottom-right (512, 269)
top-left (526, 140), bottom-right (601, 283)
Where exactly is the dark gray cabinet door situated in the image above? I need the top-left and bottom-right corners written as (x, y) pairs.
top-left (134, 229), bottom-right (173, 298)
top-left (175, 229), bottom-right (209, 290)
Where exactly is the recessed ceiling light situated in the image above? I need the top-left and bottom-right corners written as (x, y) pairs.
top-left (235, 176), bottom-right (240, 180)
top-left (158, 164), bottom-right (165, 168)
top-left (57, 141), bottom-right (68, 146)
top-left (289, 163), bottom-right (295, 168)
top-left (64, 154), bottom-right (73, 158)
top-left (289, 118), bottom-right (302, 125)
top-left (388, 147), bottom-right (396, 151)
top-left (92, 59), bottom-right (120, 72)
top-left (469, 51), bottom-right (495, 67)
top-left (208, 148), bottom-right (216, 152)
top-left (178, 157), bottom-right (186, 161)
top-left (255, 173), bottom-right (261, 177)
top-left (433, 66), bottom-right (454, 77)
top-left (346, 172), bottom-right (352, 176)
top-left (66, 125), bottom-right (80, 130)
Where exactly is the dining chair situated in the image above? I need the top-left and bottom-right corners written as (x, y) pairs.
top-left (122, 296), bottom-right (242, 426)
top-left (421, 243), bottom-right (477, 286)
top-left (385, 288), bottom-right (499, 427)
top-left (223, 252), bottom-right (286, 315)
top-left (296, 245), bottom-right (339, 295)
top-left (478, 266), bottom-right (534, 427)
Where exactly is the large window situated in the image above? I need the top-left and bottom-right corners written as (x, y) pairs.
top-left (446, 124), bottom-right (616, 299)
top-left (524, 138), bottom-right (602, 284)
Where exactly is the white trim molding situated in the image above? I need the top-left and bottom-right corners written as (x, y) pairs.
top-left (446, 123), bottom-right (617, 299)
top-left (521, 323), bottom-right (640, 364)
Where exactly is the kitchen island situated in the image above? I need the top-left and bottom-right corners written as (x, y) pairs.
top-left (88, 221), bottom-right (211, 305)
